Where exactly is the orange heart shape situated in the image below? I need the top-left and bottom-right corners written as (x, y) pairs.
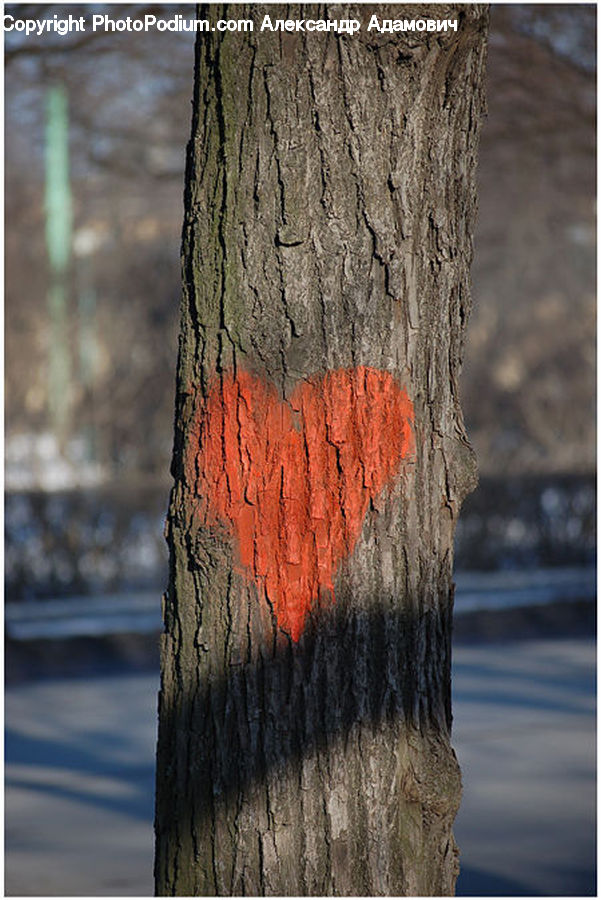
top-left (187, 366), bottom-right (414, 641)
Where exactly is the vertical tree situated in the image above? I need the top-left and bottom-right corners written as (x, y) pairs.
top-left (155, 5), bottom-right (488, 895)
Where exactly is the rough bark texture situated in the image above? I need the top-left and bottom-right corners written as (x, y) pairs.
top-left (155, 4), bottom-right (488, 895)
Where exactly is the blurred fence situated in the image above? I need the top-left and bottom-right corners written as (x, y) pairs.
top-left (5, 481), bottom-right (169, 602)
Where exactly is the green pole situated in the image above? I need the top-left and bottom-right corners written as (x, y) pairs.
top-left (45, 83), bottom-right (72, 446)
top-left (78, 263), bottom-right (97, 461)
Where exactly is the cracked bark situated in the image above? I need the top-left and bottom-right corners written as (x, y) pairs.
top-left (155, 4), bottom-right (488, 896)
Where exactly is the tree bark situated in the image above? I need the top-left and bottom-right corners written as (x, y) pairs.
top-left (155, 4), bottom-right (488, 895)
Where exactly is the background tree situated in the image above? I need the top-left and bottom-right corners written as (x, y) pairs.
top-left (155, 4), bottom-right (488, 895)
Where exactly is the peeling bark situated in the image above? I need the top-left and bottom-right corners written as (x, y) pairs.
top-left (155, 4), bottom-right (488, 895)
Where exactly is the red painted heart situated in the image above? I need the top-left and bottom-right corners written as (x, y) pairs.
top-left (186, 366), bottom-right (414, 641)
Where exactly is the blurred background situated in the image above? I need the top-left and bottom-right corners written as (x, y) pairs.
top-left (5, 3), bottom-right (596, 896)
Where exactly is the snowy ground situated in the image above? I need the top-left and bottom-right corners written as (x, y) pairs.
top-left (5, 636), bottom-right (596, 897)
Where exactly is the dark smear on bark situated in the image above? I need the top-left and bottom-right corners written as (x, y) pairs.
top-left (155, 593), bottom-right (462, 896)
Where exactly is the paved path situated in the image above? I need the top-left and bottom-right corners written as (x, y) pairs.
top-left (5, 637), bottom-right (595, 896)
top-left (452, 638), bottom-right (595, 896)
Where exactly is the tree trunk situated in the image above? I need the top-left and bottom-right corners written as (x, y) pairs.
top-left (155, 4), bottom-right (488, 895)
